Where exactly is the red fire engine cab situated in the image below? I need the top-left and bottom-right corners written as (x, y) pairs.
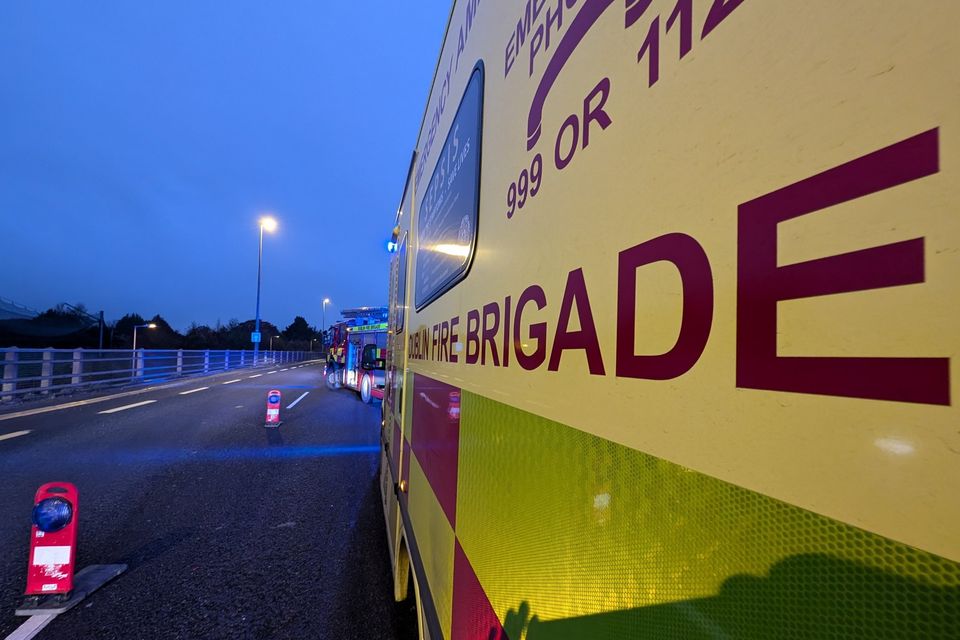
top-left (324, 307), bottom-right (388, 404)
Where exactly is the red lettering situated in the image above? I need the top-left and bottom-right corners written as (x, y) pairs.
top-left (616, 233), bottom-right (713, 379)
top-left (582, 77), bottom-right (611, 149)
top-left (466, 309), bottom-right (481, 365)
top-left (449, 316), bottom-right (460, 363)
top-left (505, 33), bottom-right (516, 77)
top-left (482, 302), bottom-right (501, 366)
top-left (548, 268), bottom-right (605, 375)
top-left (529, 26), bottom-right (544, 77)
top-left (514, 285), bottom-right (548, 370)
top-left (440, 320), bottom-right (450, 362)
top-left (737, 128), bottom-right (949, 405)
top-left (502, 296), bottom-right (512, 368)
top-left (555, 114), bottom-right (579, 170)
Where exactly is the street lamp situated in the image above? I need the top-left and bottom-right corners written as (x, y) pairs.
top-left (322, 298), bottom-right (330, 346)
top-left (269, 335), bottom-right (280, 351)
top-left (132, 323), bottom-right (156, 379)
top-left (132, 323), bottom-right (157, 352)
top-left (253, 216), bottom-right (278, 365)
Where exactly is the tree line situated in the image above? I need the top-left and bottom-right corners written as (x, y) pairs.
top-left (0, 304), bottom-right (326, 352)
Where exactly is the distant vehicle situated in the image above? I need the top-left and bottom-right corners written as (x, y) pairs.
top-left (325, 307), bottom-right (388, 403)
top-left (379, 2), bottom-right (960, 639)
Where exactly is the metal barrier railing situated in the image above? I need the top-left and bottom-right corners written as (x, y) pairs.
top-left (0, 348), bottom-right (315, 401)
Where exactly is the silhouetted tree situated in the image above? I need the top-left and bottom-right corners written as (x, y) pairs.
top-left (215, 319), bottom-right (282, 350)
top-left (137, 314), bottom-right (183, 349)
top-left (184, 323), bottom-right (219, 349)
top-left (282, 316), bottom-right (313, 341)
top-left (113, 314), bottom-right (147, 347)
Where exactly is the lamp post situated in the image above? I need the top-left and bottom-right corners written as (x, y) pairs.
top-left (269, 334), bottom-right (280, 364)
top-left (132, 323), bottom-right (156, 379)
top-left (132, 323), bottom-right (157, 353)
top-left (322, 298), bottom-right (330, 347)
top-left (253, 216), bottom-right (278, 365)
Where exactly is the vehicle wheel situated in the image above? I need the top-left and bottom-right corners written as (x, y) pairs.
top-left (326, 370), bottom-right (339, 390)
top-left (360, 374), bottom-right (372, 404)
top-left (394, 568), bottom-right (419, 640)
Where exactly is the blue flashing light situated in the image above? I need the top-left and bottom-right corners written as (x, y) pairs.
top-left (386, 240), bottom-right (398, 253)
top-left (32, 497), bottom-right (73, 533)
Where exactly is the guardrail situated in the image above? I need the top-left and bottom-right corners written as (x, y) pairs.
top-left (0, 348), bottom-right (315, 401)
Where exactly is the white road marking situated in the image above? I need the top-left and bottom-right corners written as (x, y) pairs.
top-left (178, 387), bottom-right (209, 395)
top-left (4, 613), bottom-right (56, 640)
top-left (222, 379), bottom-right (241, 385)
top-left (0, 430), bottom-right (31, 442)
top-left (0, 367), bottom-right (282, 423)
top-left (286, 392), bottom-right (309, 409)
top-left (0, 386), bottom-right (169, 422)
top-left (280, 368), bottom-right (289, 372)
top-left (98, 400), bottom-right (157, 414)
top-left (266, 371), bottom-right (277, 375)
top-left (248, 374), bottom-right (262, 379)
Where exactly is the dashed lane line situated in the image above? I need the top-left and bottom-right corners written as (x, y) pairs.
top-left (267, 371), bottom-right (277, 375)
top-left (248, 374), bottom-right (263, 379)
top-left (0, 430), bottom-right (31, 442)
top-left (286, 392), bottom-right (310, 409)
top-left (0, 366), bottom-right (287, 423)
top-left (98, 400), bottom-right (157, 415)
top-left (280, 368), bottom-right (289, 372)
top-left (0, 386), bottom-right (172, 422)
top-left (222, 379), bottom-right (242, 385)
top-left (178, 387), bottom-right (209, 395)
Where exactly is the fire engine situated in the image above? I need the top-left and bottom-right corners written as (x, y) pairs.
top-left (324, 307), bottom-right (388, 404)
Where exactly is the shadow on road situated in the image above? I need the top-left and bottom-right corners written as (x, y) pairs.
top-left (265, 429), bottom-right (283, 446)
top-left (329, 474), bottom-right (418, 640)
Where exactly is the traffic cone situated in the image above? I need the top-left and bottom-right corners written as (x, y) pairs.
top-left (265, 390), bottom-right (282, 428)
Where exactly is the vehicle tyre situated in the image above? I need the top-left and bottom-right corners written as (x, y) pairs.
top-left (360, 374), bottom-right (373, 404)
top-left (326, 370), bottom-right (339, 390)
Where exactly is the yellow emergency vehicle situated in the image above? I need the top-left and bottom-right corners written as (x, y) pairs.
top-left (381, 1), bottom-right (960, 638)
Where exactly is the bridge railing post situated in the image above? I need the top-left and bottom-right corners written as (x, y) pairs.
top-left (40, 348), bottom-right (53, 394)
top-left (203, 350), bottom-right (210, 373)
top-left (71, 348), bottom-right (83, 386)
top-left (224, 349), bottom-right (231, 370)
top-left (177, 349), bottom-right (183, 376)
top-left (2, 348), bottom-right (17, 401)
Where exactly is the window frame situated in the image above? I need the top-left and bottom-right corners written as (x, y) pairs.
top-left (413, 61), bottom-right (485, 311)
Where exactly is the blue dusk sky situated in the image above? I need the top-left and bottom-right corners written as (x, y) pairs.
top-left (0, 2), bottom-right (451, 331)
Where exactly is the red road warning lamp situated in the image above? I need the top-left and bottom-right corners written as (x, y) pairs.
top-left (26, 482), bottom-right (78, 597)
top-left (15, 483), bottom-right (127, 620)
top-left (265, 389), bottom-right (282, 427)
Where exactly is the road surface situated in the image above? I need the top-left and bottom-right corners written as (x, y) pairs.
top-left (0, 363), bottom-right (416, 639)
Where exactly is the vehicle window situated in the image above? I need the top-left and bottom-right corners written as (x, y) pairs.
top-left (396, 235), bottom-right (408, 331)
top-left (414, 64), bottom-right (484, 310)
top-left (362, 343), bottom-right (385, 370)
